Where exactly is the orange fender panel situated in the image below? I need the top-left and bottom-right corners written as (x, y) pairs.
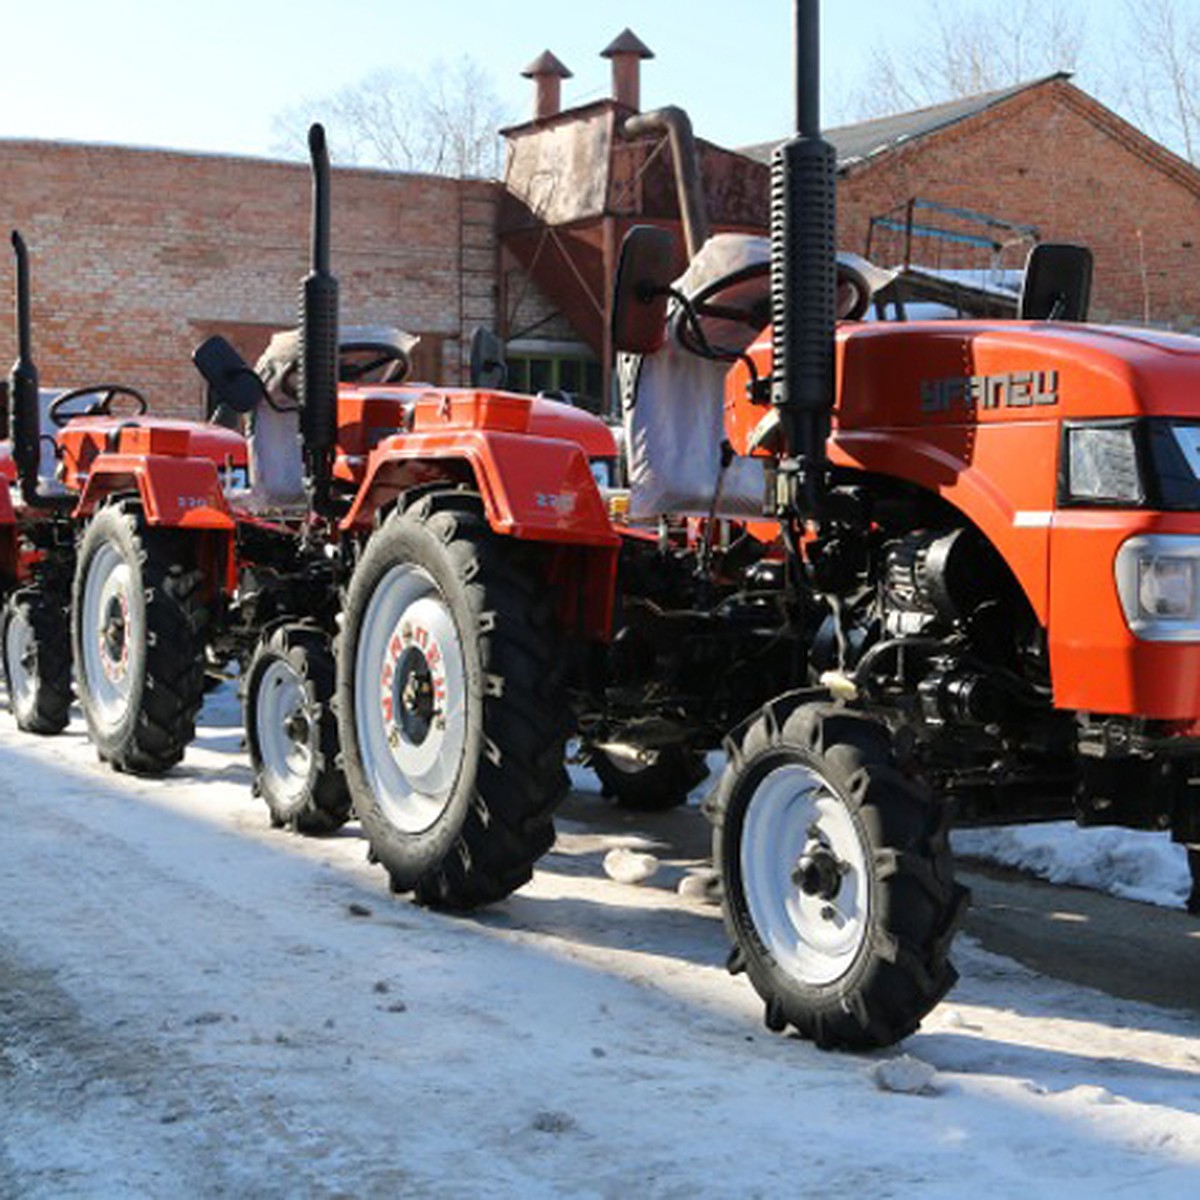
top-left (342, 431), bottom-right (619, 548)
top-left (76, 455), bottom-right (235, 529)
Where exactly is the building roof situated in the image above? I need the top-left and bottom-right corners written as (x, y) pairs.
top-left (522, 50), bottom-right (573, 80)
top-left (602, 29), bottom-right (654, 59)
top-left (741, 73), bottom-right (1071, 170)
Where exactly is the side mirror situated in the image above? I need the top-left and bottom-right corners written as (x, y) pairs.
top-left (469, 326), bottom-right (507, 389)
top-left (1020, 243), bottom-right (1093, 321)
top-left (612, 226), bottom-right (678, 355)
top-left (193, 335), bottom-right (268, 416)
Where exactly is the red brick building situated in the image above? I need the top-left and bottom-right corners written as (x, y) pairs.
top-left (0, 140), bottom-right (499, 416)
top-left (746, 74), bottom-right (1200, 328)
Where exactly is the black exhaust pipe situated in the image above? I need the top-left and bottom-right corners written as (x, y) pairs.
top-left (8, 232), bottom-right (71, 511)
top-left (771, 0), bottom-right (837, 517)
top-left (300, 123), bottom-right (339, 516)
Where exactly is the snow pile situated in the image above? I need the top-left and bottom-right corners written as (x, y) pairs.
top-left (602, 847), bottom-right (659, 884)
top-left (869, 1054), bottom-right (942, 1096)
top-left (954, 823), bottom-right (1192, 910)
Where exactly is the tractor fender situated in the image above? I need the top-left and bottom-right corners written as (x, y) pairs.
top-left (75, 454), bottom-right (236, 531)
top-left (0, 487), bottom-right (15, 589)
top-left (342, 430), bottom-right (620, 548)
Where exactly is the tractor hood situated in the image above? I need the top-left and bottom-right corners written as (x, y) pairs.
top-left (56, 417), bottom-right (247, 492)
top-left (833, 320), bottom-right (1200, 428)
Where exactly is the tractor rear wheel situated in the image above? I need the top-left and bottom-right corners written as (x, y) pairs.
top-left (1, 587), bottom-right (72, 734)
top-left (590, 744), bottom-right (709, 811)
top-left (72, 503), bottom-right (206, 774)
top-left (337, 492), bottom-right (568, 910)
top-left (710, 699), bottom-right (967, 1050)
top-left (245, 623), bottom-right (350, 834)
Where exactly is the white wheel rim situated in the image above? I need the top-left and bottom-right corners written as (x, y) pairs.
top-left (4, 605), bottom-right (37, 720)
top-left (256, 657), bottom-right (313, 805)
top-left (740, 762), bottom-right (870, 987)
top-left (354, 564), bottom-right (469, 834)
top-left (80, 542), bottom-right (138, 736)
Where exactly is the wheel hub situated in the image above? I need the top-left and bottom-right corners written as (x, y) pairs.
top-left (284, 711), bottom-right (310, 744)
top-left (792, 833), bottom-right (848, 902)
top-left (394, 645), bottom-right (436, 744)
top-left (100, 593), bottom-right (129, 681)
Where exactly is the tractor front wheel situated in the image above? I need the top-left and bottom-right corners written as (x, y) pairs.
top-left (710, 700), bottom-right (967, 1050)
top-left (1, 587), bottom-right (72, 734)
top-left (337, 492), bottom-right (568, 911)
top-left (72, 504), bottom-right (206, 774)
top-left (245, 623), bottom-right (350, 834)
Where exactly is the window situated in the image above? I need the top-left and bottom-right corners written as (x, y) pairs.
top-left (505, 343), bottom-right (603, 413)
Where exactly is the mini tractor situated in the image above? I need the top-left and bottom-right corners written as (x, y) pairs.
top-left (38, 0), bottom-right (1200, 1051)
top-left (0, 231), bottom-right (246, 737)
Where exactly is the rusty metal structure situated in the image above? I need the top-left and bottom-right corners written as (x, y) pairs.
top-left (498, 31), bottom-right (770, 408)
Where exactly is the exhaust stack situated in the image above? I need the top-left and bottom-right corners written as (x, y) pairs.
top-left (770, 0), bottom-right (837, 516)
top-left (300, 123), bottom-right (339, 516)
top-left (8, 232), bottom-right (70, 511)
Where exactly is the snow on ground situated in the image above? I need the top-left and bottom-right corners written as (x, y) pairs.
top-left (2, 686), bottom-right (1199, 1198)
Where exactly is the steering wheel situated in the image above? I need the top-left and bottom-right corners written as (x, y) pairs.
top-left (48, 384), bottom-right (149, 427)
top-left (673, 262), bottom-right (771, 358)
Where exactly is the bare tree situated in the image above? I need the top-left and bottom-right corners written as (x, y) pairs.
top-left (1111, 0), bottom-right (1200, 164)
top-left (272, 57), bottom-right (510, 177)
top-left (848, 0), bottom-right (1087, 120)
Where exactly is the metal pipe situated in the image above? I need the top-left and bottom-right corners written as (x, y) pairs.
top-left (795, 0), bottom-right (821, 138)
top-left (770, 0), bottom-right (837, 517)
top-left (622, 107), bottom-right (710, 259)
top-left (8, 232), bottom-right (70, 511)
top-left (300, 123), bottom-right (340, 516)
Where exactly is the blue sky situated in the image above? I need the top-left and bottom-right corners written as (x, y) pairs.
top-left (0, 1), bottom-right (1132, 158)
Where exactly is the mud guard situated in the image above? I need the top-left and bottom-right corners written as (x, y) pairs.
top-left (74, 454), bottom-right (236, 530)
top-left (342, 431), bottom-right (620, 640)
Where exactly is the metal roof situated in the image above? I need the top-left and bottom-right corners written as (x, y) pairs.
top-left (741, 73), bottom-right (1071, 169)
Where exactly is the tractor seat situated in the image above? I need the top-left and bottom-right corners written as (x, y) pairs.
top-left (246, 325), bottom-right (421, 513)
top-left (624, 235), bottom-right (894, 522)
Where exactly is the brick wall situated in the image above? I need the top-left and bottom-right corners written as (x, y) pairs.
top-left (0, 141), bottom-right (501, 417)
top-left (837, 80), bottom-right (1200, 328)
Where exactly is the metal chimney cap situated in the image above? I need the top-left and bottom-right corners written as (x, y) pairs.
top-left (522, 50), bottom-right (573, 79)
top-left (601, 29), bottom-right (654, 59)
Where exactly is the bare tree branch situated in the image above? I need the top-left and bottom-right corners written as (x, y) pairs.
top-left (848, 0), bottom-right (1086, 120)
top-left (1112, 0), bottom-right (1200, 163)
top-left (271, 57), bottom-right (510, 177)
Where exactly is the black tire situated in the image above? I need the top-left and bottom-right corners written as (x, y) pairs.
top-left (245, 623), bottom-right (351, 835)
top-left (710, 698), bottom-right (968, 1051)
top-left (337, 491), bottom-right (569, 911)
top-left (1, 587), bottom-right (73, 734)
top-left (71, 503), bottom-right (206, 774)
top-left (590, 744), bottom-right (709, 811)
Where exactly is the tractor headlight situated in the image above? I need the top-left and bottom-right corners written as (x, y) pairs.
top-left (590, 458), bottom-right (615, 490)
top-left (1115, 535), bottom-right (1200, 639)
top-left (1064, 423), bottom-right (1142, 505)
